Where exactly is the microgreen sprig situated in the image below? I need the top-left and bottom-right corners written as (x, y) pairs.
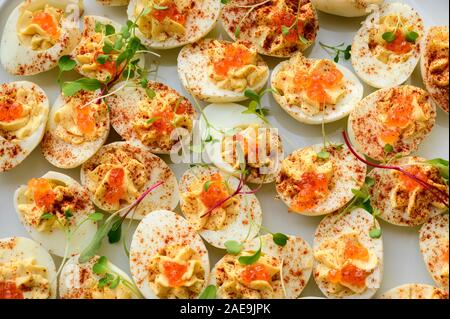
top-left (243, 88), bottom-right (278, 123)
top-left (280, 0), bottom-right (310, 45)
top-left (230, 0), bottom-right (272, 38)
top-left (381, 14), bottom-right (419, 44)
top-left (319, 42), bottom-right (352, 63)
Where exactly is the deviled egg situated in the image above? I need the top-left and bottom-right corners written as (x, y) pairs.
top-left (380, 284), bottom-right (448, 299)
top-left (80, 142), bottom-right (179, 219)
top-left (202, 103), bottom-right (284, 184)
top-left (59, 255), bottom-right (140, 299)
top-left (221, 0), bottom-right (319, 58)
top-left (41, 90), bottom-right (109, 169)
top-left (313, 208), bottom-right (383, 299)
top-left (178, 39), bottom-right (270, 102)
top-left (420, 214), bottom-right (449, 292)
top-left (0, 0), bottom-right (83, 75)
top-left (351, 2), bottom-right (424, 88)
top-left (271, 54), bottom-right (364, 124)
top-left (179, 166), bottom-right (262, 249)
top-left (14, 171), bottom-right (97, 257)
top-left (1, 81), bottom-right (49, 172)
top-left (127, 0), bottom-right (221, 49)
top-left (0, 237), bottom-right (57, 299)
top-left (208, 234), bottom-right (313, 299)
top-left (276, 144), bottom-right (366, 216)
top-left (421, 26), bottom-right (449, 113)
top-left (107, 80), bottom-right (196, 154)
top-left (129, 210), bottom-right (210, 299)
top-left (369, 157), bottom-right (448, 227)
top-left (312, 0), bottom-right (384, 17)
top-left (348, 86), bottom-right (436, 162)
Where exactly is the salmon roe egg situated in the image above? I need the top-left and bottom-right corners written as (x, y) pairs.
top-left (163, 261), bottom-right (188, 287)
top-left (293, 172), bottom-right (329, 210)
top-left (385, 31), bottom-right (413, 54)
top-left (0, 282), bottom-right (24, 299)
top-left (104, 167), bottom-right (126, 204)
top-left (76, 105), bottom-right (96, 136)
top-left (241, 264), bottom-right (271, 283)
top-left (399, 166), bottom-right (428, 192)
top-left (340, 264), bottom-right (368, 288)
top-left (28, 178), bottom-right (55, 210)
top-left (199, 173), bottom-right (229, 209)
top-left (151, 3), bottom-right (187, 26)
top-left (214, 44), bottom-right (253, 77)
top-left (0, 102), bottom-right (23, 122)
top-left (32, 12), bottom-right (58, 37)
top-left (344, 239), bottom-right (369, 262)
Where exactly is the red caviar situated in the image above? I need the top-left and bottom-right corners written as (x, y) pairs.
top-left (95, 52), bottom-right (118, 75)
top-left (399, 166), bottom-right (428, 192)
top-left (293, 172), bottom-right (329, 210)
top-left (381, 94), bottom-right (414, 144)
top-left (271, 11), bottom-right (304, 43)
top-left (200, 174), bottom-right (229, 209)
top-left (344, 239), bottom-right (369, 262)
top-left (163, 261), bottom-right (187, 287)
top-left (32, 12), bottom-right (58, 38)
top-left (340, 264), bottom-right (368, 288)
top-left (76, 105), bottom-right (96, 135)
top-left (385, 31), bottom-right (413, 55)
top-left (28, 178), bottom-right (55, 210)
top-left (0, 102), bottom-right (23, 122)
top-left (104, 168), bottom-right (125, 204)
top-left (214, 44), bottom-right (253, 77)
top-left (151, 2), bottom-right (187, 25)
top-left (241, 264), bottom-right (271, 283)
top-left (0, 282), bottom-right (24, 299)
top-left (150, 110), bottom-right (175, 135)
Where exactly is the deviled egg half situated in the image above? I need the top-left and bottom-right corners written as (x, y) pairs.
top-left (179, 166), bottom-right (262, 249)
top-left (351, 2), bottom-right (424, 88)
top-left (97, 0), bottom-right (130, 6)
top-left (276, 144), bottom-right (366, 216)
top-left (80, 142), bottom-right (179, 219)
top-left (202, 103), bottom-right (284, 184)
top-left (420, 214), bottom-right (449, 292)
top-left (41, 90), bottom-right (109, 169)
top-left (208, 234), bottom-right (313, 299)
top-left (59, 255), bottom-right (140, 299)
top-left (107, 80), bottom-right (196, 155)
top-left (348, 86), bottom-right (436, 162)
top-left (130, 210), bottom-right (210, 299)
top-left (221, 0), bottom-right (319, 58)
top-left (0, 0), bottom-right (83, 76)
top-left (271, 54), bottom-right (364, 124)
top-left (178, 39), bottom-right (270, 103)
top-left (0, 237), bottom-right (57, 299)
top-left (1, 81), bottom-right (49, 172)
top-left (127, 0), bottom-right (221, 49)
top-left (71, 15), bottom-right (145, 83)
top-left (14, 172), bottom-right (97, 258)
top-left (369, 157), bottom-right (449, 227)
top-left (421, 26), bottom-right (449, 113)
top-left (313, 208), bottom-right (383, 299)
top-left (312, 0), bottom-right (384, 17)
top-left (380, 284), bottom-right (448, 299)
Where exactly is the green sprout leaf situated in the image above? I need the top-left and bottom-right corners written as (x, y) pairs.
top-left (382, 31), bottom-right (396, 43)
top-left (426, 158), bottom-right (449, 183)
top-left (108, 218), bottom-right (122, 244)
top-left (369, 228), bottom-right (382, 239)
top-left (93, 256), bottom-right (108, 275)
top-left (317, 151), bottom-right (330, 160)
top-left (225, 240), bottom-right (243, 255)
top-left (89, 212), bottom-right (104, 222)
top-left (40, 213), bottom-right (54, 220)
top-left (384, 144), bottom-right (394, 154)
top-left (272, 233), bottom-right (289, 247)
top-left (199, 285), bottom-right (217, 299)
top-left (238, 248), bottom-right (261, 265)
top-left (62, 78), bottom-right (102, 97)
top-left (58, 56), bottom-right (77, 72)
top-left (405, 31), bottom-right (419, 43)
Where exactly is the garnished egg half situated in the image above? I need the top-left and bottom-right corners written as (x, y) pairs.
top-left (59, 255), bottom-right (139, 299)
top-left (14, 171), bottom-right (97, 258)
top-left (130, 210), bottom-right (210, 299)
top-left (313, 208), bottom-right (383, 299)
top-left (0, 0), bottom-right (83, 76)
top-left (311, 0), bottom-right (384, 17)
top-left (0, 237), bottom-right (57, 299)
top-left (369, 157), bottom-right (449, 227)
top-left (80, 142), bottom-right (179, 219)
top-left (71, 15), bottom-right (145, 83)
top-left (1, 81), bottom-right (49, 172)
top-left (348, 85), bottom-right (436, 162)
top-left (380, 284), bottom-right (448, 299)
top-left (179, 165), bottom-right (262, 249)
top-left (202, 103), bottom-right (284, 184)
top-left (420, 214), bottom-right (449, 292)
top-left (41, 90), bottom-right (109, 169)
top-left (271, 54), bottom-right (364, 124)
top-left (420, 26), bottom-right (449, 113)
top-left (127, 0), bottom-right (221, 49)
top-left (221, 0), bottom-right (319, 58)
top-left (107, 80), bottom-right (196, 155)
top-left (351, 2), bottom-right (424, 88)
top-left (97, 0), bottom-right (130, 6)
top-left (276, 144), bottom-right (366, 216)
top-left (208, 234), bottom-right (313, 299)
top-left (178, 39), bottom-right (270, 102)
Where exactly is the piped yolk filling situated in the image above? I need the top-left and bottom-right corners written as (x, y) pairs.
top-left (27, 178), bottom-right (56, 211)
top-left (213, 44), bottom-right (253, 77)
top-left (199, 174), bottom-right (230, 209)
top-left (104, 167), bottom-right (126, 205)
top-left (0, 102), bottom-right (24, 122)
top-left (293, 172), bottom-right (329, 210)
top-left (162, 261), bottom-right (188, 288)
top-left (241, 264), bottom-right (271, 284)
top-left (0, 282), bottom-right (24, 300)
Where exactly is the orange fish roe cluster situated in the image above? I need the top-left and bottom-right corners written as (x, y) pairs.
top-left (384, 31), bottom-right (413, 55)
top-left (213, 44), bottom-right (253, 77)
top-left (380, 94), bottom-right (414, 144)
top-left (271, 11), bottom-right (304, 43)
top-left (0, 101), bottom-right (23, 122)
top-left (293, 172), bottom-right (329, 210)
top-left (241, 264), bottom-right (271, 283)
top-left (32, 12), bottom-right (59, 38)
top-left (28, 178), bottom-right (56, 210)
top-left (199, 173), bottom-right (230, 209)
top-left (76, 105), bottom-right (96, 135)
top-left (104, 167), bottom-right (126, 205)
top-left (0, 282), bottom-right (24, 299)
top-left (399, 166), bottom-right (429, 192)
top-left (94, 52), bottom-right (118, 75)
top-left (162, 261), bottom-right (188, 287)
top-left (344, 239), bottom-right (369, 262)
top-left (151, 2), bottom-right (187, 25)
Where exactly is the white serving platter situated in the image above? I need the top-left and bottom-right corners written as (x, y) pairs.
top-left (0, 0), bottom-right (448, 298)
